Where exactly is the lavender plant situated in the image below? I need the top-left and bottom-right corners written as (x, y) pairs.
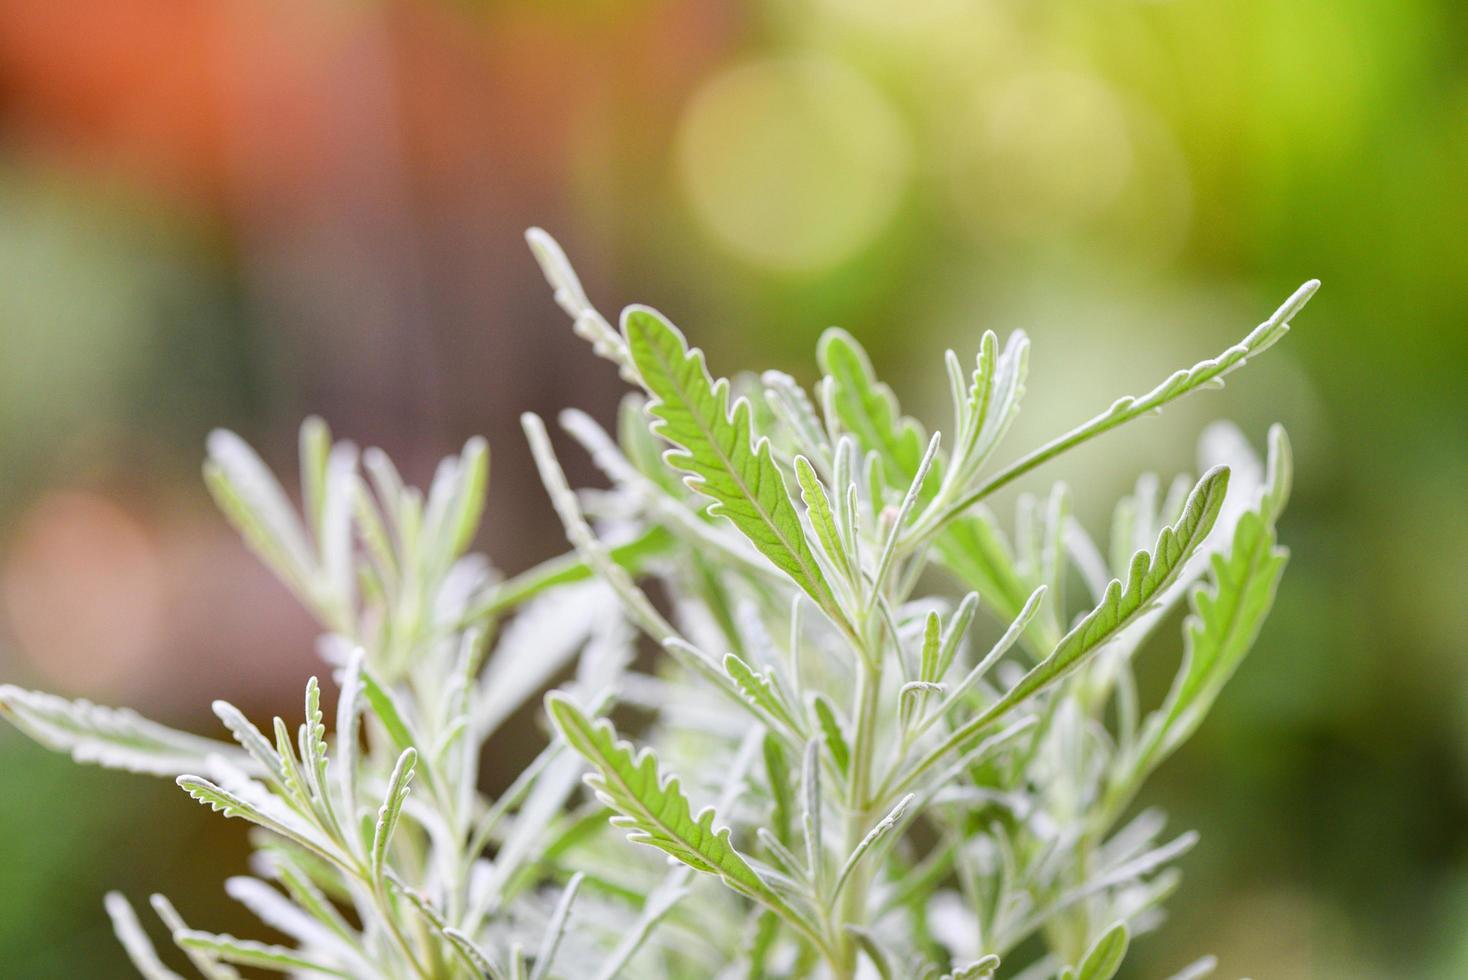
top-left (521, 229), bottom-right (1314, 979)
top-left (0, 228), bottom-right (1315, 979)
top-left (1, 423), bottom-right (640, 978)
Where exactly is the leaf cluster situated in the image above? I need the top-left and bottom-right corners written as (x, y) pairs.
top-left (0, 229), bottom-right (1315, 980)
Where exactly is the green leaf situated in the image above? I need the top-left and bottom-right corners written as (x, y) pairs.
top-left (204, 430), bottom-right (314, 599)
top-left (794, 455), bottom-right (851, 584)
top-left (389, 876), bottom-right (505, 979)
top-left (817, 327), bottom-right (934, 497)
top-left (844, 925), bottom-right (896, 980)
top-left (953, 330), bottom-right (1029, 479)
top-left (359, 672), bottom-right (419, 757)
top-left (926, 587), bottom-right (1047, 731)
top-left (1132, 428), bottom-right (1292, 778)
top-left (334, 650), bottom-right (364, 843)
top-left (941, 954), bottom-right (1001, 980)
top-left (174, 930), bottom-right (353, 977)
top-left (763, 735), bottom-right (794, 844)
top-left (925, 281), bottom-right (1317, 529)
top-left (1074, 922), bottom-right (1129, 980)
top-left (810, 694), bottom-right (851, 778)
top-left (149, 893), bottom-right (243, 980)
top-left (829, 794), bottom-right (914, 907)
top-left (546, 692), bottom-right (822, 947)
top-left (744, 909), bottom-right (781, 979)
top-left (624, 307), bottom-right (845, 626)
top-left (592, 878), bottom-right (689, 980)
top-left (446, 437), bottom-right (490, 561)
top-left (177, 772), bottom-right (346, 873)
top-left (725, 653), bottom-right (806, 740)
top-left (916, 467), bottom-right (1229, 777)
top-left (299, 678), bottom-right (334, 818)
top-left (444, 927), bottom-right (506, 980)
top-left (800, 739), bottom-right (824, 891)
top-left (0, 686), bottom-right (244, 778)
top-left (371, 748), bottom-right (417, 881)
top-left (212, 701), bottom-right (286, 790)
top-left (918, 611), bottom-right (942, 684)
top-left (935, 592), bottom-right (980, 681)
top-left (529, 873), bottom-right (584, 980)
top-left (176, 775), bottom-right (296, 837)
top-left (103, 893), bottom-right (185, 980)
top-left (464, 526), bottom-right (674, 622)
top-left (525, 226), bottom-right (635, 378)
top-left (1000, 468), bottom-right (1226, 716)
top-left (300, 417), bottom-right (332, 537)
top-left (764, 370), bottom-right (833, 471)
top-left (274, 860), bottom-right (358, 946)
top-left (547, 693), bottom-right (765, 890)
top-left (870, 431), bottom-right (942, 596)
top-left (272, 717), bottom-right (312, 811)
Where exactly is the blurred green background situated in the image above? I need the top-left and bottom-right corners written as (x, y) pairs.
top-left (1, 0), bottom-right (1465, 975)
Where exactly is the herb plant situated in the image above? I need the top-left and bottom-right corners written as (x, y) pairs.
top-left (0, 229), bottom-right (1316, 979)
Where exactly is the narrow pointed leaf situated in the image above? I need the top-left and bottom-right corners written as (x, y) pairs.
top-left (371, 748), bottom-right (417, 881)
top-left (1076, 922), bottom-right (1129, 980)
top-left (624, 307), bottom-right (843, 624)
top-left (918, 468), bottom-right (1229, 774)
top-left (173, 931), bottom-right (353, 977)
top-left (545, 692), bottom-right (823, 949)
top-left (104, 893), bottom-right (185, 980)
top-left (0, 687), bottom-right (244, 778)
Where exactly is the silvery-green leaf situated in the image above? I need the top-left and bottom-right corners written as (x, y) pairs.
top-left (1123, 427), bottom-right (1292, 790)
top-left (270, 859), bottom-right (358, 947)
top-left (104, 892), bottom-right (184, 980)
top-left (624, 307), bottom-right (845, 628)
top-left (924, 281), bottom-right (1316, 529)
top-left (914, 467), bottom-right (1228, 780)
top-left (0, 686), bottom-right (245, 778)
top-left (176, 774), bottom-right (341, 867)
top-left (829, 794), bottom-right (914, 908)
top-left (204, 429), bottom-right (315, 599)
top-left (817, 327), bottom-right (936, 500)
top-left (941, 954), bottom-right (1001, 980)
top-left (223, 877), bottom-right (362, 968)
top-left (370, 748), bottom-right (417, 882)
top-left (173, 930), bottom-right (352, 977)
top-left (724, 652), bottom-right (806, 741)
top-left (546, 693), bottom-right (826, 952)
top-left (529, 872), bottom-right (584, 980)
top-left (476, 581), bottom-right (618, 740)
top-left (525, 227), bottom-right (635, 379)
top-left (1164, 955), bottom-right (1218, 980)
top-left (763, 370), bottom-right (833, 473)
top-left (810, 693), bottom-right (851, 779)
top-left (1070, 922), bottom-right (1128, 980)
top-left (148, 893), bottom-right (241, 980)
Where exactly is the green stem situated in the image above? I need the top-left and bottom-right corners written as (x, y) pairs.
top-left (370, 878), bottom-right (434, 980)
top-left (834, 652), bottom-right (883, 977)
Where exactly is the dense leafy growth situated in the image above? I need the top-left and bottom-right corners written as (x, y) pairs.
top-left (0, 230), bottom-right (1314, 979)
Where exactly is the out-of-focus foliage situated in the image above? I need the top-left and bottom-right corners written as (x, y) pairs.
top-left (3, 422), bottom-right (645, 978)
top-left (0, 0), bottom-right (1464, 976)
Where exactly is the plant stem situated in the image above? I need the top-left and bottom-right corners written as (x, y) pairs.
top-left (834, 651), bottom-right (883, 977)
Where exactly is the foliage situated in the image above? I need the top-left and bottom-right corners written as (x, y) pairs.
top-left (4, 419), bottom-right (630, 979)
top-left (0, 229), bottom-right (1314, 978)
top-left (524, 229), bottom-right (1312, 978)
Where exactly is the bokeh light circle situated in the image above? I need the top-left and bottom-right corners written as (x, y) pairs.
top-left (676, 56), bottom-right (910, 273)
top-left (948, 69), bottom-right (1135, 240)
